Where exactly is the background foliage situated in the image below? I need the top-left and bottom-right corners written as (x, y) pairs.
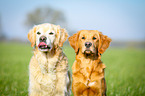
top-left (0, 43), bottom-right (145, 96)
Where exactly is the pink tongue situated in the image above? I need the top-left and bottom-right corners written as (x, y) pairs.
top-left (38, 42), bottom-right (47, 47)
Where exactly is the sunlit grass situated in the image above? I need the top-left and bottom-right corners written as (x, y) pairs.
top-left (0, 42), bottom-right (145, 96)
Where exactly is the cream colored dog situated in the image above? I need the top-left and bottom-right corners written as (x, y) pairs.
top-left (28, 23), bottom-right (71, 96)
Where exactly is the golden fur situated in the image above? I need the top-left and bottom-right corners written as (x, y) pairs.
top-left (28, 23), bottom-right (71, 96)
top-left (69, 30), bottom-right (111, 96)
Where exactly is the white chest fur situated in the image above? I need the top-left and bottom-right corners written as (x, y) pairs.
top-left (34, 51), bottom-right (59, 95)
top-left (35, 51), bottom-right (58, 74)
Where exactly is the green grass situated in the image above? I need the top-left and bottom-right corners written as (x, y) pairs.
top-left (0, 42), bottom-right (145, 96)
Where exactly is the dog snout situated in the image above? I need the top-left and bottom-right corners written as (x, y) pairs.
top-left (85, 42), bottom-right (92, 48)
top-left (40, 36), bottom-right (47, 42)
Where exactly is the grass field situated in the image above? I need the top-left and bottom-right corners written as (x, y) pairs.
top-left (0, 42), bottom-right (145, 96)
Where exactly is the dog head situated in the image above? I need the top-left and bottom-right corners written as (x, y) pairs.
top-left (28, 23), bottom-right (68, 52)
top-left (69, 30), bottom-right (111, 57)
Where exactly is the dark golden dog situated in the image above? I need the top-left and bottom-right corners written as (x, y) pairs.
top-left (69, 30), bottom-right (111, 96)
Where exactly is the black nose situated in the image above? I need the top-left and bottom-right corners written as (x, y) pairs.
top-left (40, 36), bottom-right (47, 42)
top-left (85, 42), bottom-right (92, 48)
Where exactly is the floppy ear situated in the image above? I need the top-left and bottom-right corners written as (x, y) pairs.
top-left (27, 26), bottom-right (37, 47)
top-left (68, 32), bottom-right (79, 53)
top-left (98, 32), bottom-right (112, 54)
top-left (54, 25), bottom-right (68, 47)
top-left (59, 28), bottom-right (68, 47)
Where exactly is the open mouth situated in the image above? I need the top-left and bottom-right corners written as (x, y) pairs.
top-left (38, 42), bottom-right (51, 51)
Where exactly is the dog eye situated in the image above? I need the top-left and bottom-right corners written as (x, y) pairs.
top-left (82, 37), bottom-right (85, 39)
top-left (93, 37), bottom-right (96, 40)
top-left (49, 32), bottom-right (54, 35)
top-left (37, 32), bottom-right (41, 35)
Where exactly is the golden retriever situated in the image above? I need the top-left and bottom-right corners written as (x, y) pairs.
top-left (28, 23), bottom-right (71, 96)
top-left (68, 30), bottom-right (111, 96)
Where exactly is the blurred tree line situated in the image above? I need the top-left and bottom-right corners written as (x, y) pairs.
top-left (24, 7), bottom-right (67, 29)
top-left (0, 14), bottom-right (6, 41)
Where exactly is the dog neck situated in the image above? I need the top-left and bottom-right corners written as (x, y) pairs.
top-left (34, 46), bottom-right (62, 74)
top-left (76, 51), bottom-right (102, 69)
top-left (75, 50), bottom-right (102, 79)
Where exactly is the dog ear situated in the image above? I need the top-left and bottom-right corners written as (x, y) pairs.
top-left (28, 26), bottom-right (37, 47)
top-left (68, 32), bottom-right (80, 53)
top-left (59, 28), bottom-right (68, 47)
top-left (54, 25), bottom-right (68, 47)
top-left (98, 32), bottom-right (112, 54)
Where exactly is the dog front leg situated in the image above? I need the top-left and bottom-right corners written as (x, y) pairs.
top-left (101, 78), bottom-right (107, 96)
top-left (55, 71), bottom-right (67, 96)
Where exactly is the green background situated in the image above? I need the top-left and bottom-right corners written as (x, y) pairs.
top-left (0, 43), bottom-right (145, 96)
